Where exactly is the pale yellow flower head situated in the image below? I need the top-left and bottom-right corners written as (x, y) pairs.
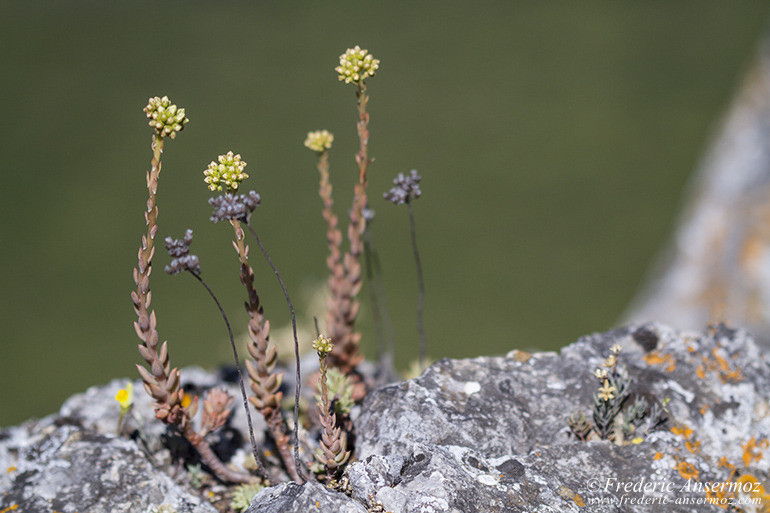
top-left (610, 343), bottom-right (622, 355)
top-left (204, 151), bottom-right (249, 192)
top-left (312, 335), bottom-right (334, 357)
top-left (144, 96), bottom-right (189, 139)
top-left (336, 45), bottom-right (380, 85)
top-left (593, 368), bottom-right (608, 380)
top-left (304, 130), bottom-right (334, 153)
top-left (597, 380), bottom-right (616, 402)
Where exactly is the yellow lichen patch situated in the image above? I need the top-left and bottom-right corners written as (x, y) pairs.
top-left (721, 368), bottom-right (744, 383)
top-left (735, 475), bottom-right (770, 512)
top-left (509, 350), bottom-right (532, 363)
top-left (718, 456), bottom-right (736, 472)
top-left (699, 404), bottom-right (709, 415)
top-left (642, 351), bottom-right (676, 372)
top-left (742, 437), bottom-right (769, 467)
top-left (712, 348), bottom-right (730, 372)
top-left (671, 424), bottom-right (694, 439)
top-left (0, 506), bottom-right (19, 513)
top-left (557, 486), bottom-right (584, 507)
top-left (675, 461), bottom-right (699, 480)
top-left (654, 452), bottom-right (663, 461)
top-left (696, 349), bottom-right (744, 383)
top-left (686, 440), bottom-right (701, 454)
top-left (5, 466), bottom-right (16, 474)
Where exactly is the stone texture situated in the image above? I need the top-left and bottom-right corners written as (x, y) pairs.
top-left (3, 325), bottom-right (769, 512)
top-left (251, 323), bottom-right (770, 512)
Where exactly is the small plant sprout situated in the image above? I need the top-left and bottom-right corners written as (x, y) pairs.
top-left (132, 97), bottom-right (255, 484)
top-left (325, 46), bottom-right (380, 380)
top-left (385, 169), bottom-right (427, 370)
top-left (207, 161), bottom-right (304, 482)
top-left (114, 382), bottom-right (133, 434)
top-left (312, 335), bottom-right (351, 481)
top-left (163, 229), bottom-right (264, 478)
top-left (569, 344), bottom-right (668, 443)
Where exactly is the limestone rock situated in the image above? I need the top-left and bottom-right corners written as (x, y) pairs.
top-left (250, 323), bottom-right (770, 512)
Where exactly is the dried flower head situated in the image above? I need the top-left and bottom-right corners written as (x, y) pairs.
top-left (200, 388), bottom-right (234, 437)
top-left (336, 45), bottom-right (380, 85)
top-left (144, 96), bottom-right (189, 139)
top-left (384, 169), bottom-right (422, 205)
top-left (204, 151), bottom-right (249, 192)
top-left (304, 130), bottom-right (334, 153)
top-left (604, 354), bottom-right (618, 368)
top-left (312, 334), bottom-right (334, 357)
top-left (208, 190), bottom-right (262, 223)
top-left (597, 380), bottom-right (616, 402)
top-left (164, 229), bottom-right (200, 275)
top-left (610, 343), bottom-right (622, 354)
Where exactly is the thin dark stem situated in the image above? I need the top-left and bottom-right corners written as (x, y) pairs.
top-left (187, 271), bottom-right (266, 480)
top-left (363, 229), bottom-right (395, 373)
top-left (407, 200), bottom-right (426, 370)
top-left (244, 222), bottom-right (306, 482)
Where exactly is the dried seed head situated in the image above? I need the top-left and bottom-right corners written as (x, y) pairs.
top-left (336, 45), bottom-right (379, 85)
top-left (204, 151), bottom-right (249, 192)
top-left (144, 96), bottom-right (189, 139)
top-left (164, 229), bottom-right (200, 275)
top-left (384, 169), bottom-right (422, 205)
top-left (208, 190), bottom-right (262, 223)
top-left (304, 130), bottom-right (334, 153)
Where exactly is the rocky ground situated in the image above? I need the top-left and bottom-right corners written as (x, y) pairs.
top-left (1, 323), bottom-right (769, 512)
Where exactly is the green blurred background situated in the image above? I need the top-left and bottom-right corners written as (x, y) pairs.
top-left (2, 1), bottom-right (769, 426)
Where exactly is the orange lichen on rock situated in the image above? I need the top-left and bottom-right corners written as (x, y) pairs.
top-left (742, 437), bottom-right (769, 467)
top-left (654, 452), bottom-right (664, 461)
top-left (675, 461), bottom-right (699, 480)
top-left (695, 348), bottom-right (744, 383)
top-left (671, 424), bottom-right (694, 439)
top-left (686, 440), bottom-right (701, 454)
top-left (642, 351), bottom-right (676, 372)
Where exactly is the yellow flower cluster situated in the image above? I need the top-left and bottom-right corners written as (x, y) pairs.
top-left (335, 45), bottom-right (379, 85)
top-left (312, 334), bottom-right (334, 357)
top-left (204, 151), bottom-right (249, 192)
top-left (143, 96), bottom-right (189, 139)
top-left (304, 130), bottom-right (334, 153)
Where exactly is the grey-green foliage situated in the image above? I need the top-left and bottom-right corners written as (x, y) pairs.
top-left (230, 482), bottom-right (264, 513)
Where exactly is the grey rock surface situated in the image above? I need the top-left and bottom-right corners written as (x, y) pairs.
top-left (251, 323), bottom-right (770, 512)
top-left (2, 324), bottom-right (769, 512)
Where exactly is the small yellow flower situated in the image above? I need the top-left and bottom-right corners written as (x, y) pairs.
top-left (203, 151), bottom-right (249, 192)
top-left (603, 354), bottom-right (617, 368)
top-left (597, 380), bottom-right (616, 401)
top-left (115, 382), bottom-right (133, 414)
top-left (312, 335), bottom-right (334, 357)
top-left (144, 96), bottom-right (189, 139)
top-left (593, 368), bottom-right (608, 380)
top-left (304, 130), bottom-right (334, 153)
top-left (610, 343), bottom-right (622, 355)
top-left (181, 392), bottom-right (193, 409)
top-left (336, 45), bottom-right (379, 85)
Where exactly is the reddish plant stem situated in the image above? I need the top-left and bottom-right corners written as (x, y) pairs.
top-left (230, 219), bottom-right (302, 483)
top-left (132, 135), bottom-right (256, 484)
